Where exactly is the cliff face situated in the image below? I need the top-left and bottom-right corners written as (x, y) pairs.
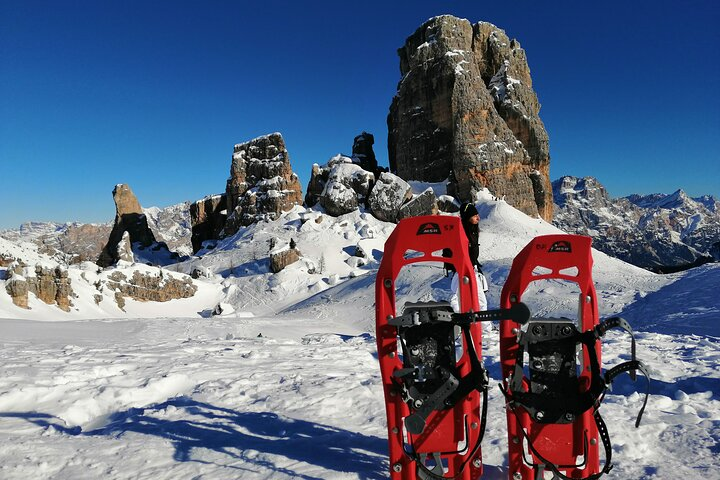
top-left (388, 15), bottom-right (552, 221)
top-left (189, 194), bottom-right (227, 253)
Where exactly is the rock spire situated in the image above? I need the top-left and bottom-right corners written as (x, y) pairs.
top-left (388, 15), bottom-right (553, 220)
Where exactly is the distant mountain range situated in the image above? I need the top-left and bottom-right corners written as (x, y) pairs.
top-left (0, 202), bottom-right (192, 265)
top-left (552, 176), bottom-right (720, 272)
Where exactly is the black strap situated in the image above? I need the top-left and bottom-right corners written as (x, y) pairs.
top-left (593, 317), bottom-right (650, 427)
top-left (450, 325), bottom-right (488, 401)
top-left (595, 317), bottom-right (637, 380)
top-left (605, 360), bottom-right (651, 427)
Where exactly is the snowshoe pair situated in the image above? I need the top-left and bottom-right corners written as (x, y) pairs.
top-left (376, 216), bottom-right (650, 479)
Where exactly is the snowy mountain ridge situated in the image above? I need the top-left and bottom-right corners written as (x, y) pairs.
top-left (0, 202), bottom-right (193, 265)
top-left (553, 176), bottom-right (720, 271)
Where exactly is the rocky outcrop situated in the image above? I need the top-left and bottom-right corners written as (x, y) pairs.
top-left (97, 184), bottom-right (178, 267)
top-left (106, 270), bottom-right (197, 304)
top-left (388, 15), bottom-right (552, 221)
top-left (190, 194), bottom-right (227, 253)
top-left (553, 176), bottom-right (719, 271)
top-left (352, 132), bottom-right (379, 174)
top-left (116, 231), bottom-right (134, 263)
top-left (26, 266), bottom-right (73, 311)
top-left (224, 133), bottom-right (303, 236)
top-left (5, 276), bottom-right (29, 309)
top-left (4, 265), bottom-right (74, 311)
top-left (270, 246), bottom-right (301, 273)
top-left (397, 188), bottom-right (438, 221)
top-left (437, 195), bottom-right (460, 213)
top-left (318, 157), bottom-right (375, 216)
top-left (0, 254), bottom-right (15, 267)
top-left (305, 163), bottom-right (328, 208)
top-left (367, 173), bottom-right (413, 222)
top-left (188, 133), bottom-right (303, 253)
top-left (305, 132), bottom-right (384, 209)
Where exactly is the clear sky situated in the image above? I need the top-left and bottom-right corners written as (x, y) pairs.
top-left (1, 0), bottom-right (718, 229)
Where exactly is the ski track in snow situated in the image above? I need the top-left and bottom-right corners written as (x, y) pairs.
top-left (1, 200), bottom-right (719, 479)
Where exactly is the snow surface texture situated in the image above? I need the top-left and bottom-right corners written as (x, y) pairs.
top-left (0, 191), bottom-right (718, 479)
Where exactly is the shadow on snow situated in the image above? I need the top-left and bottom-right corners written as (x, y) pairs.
top-left (619, 265), bottom-right (720, 337)
top-left (3, 397), bottom-right (388, 480)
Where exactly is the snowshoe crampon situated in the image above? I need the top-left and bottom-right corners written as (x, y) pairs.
top-left (499, 235), bottom-right (650, 480)
top-left (376, 216), bottom-right (530, 479)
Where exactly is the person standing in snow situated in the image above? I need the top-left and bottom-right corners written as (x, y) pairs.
top-left (449, 202), bottom-right (488, 312)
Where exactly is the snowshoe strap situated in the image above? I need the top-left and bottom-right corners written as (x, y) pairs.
top-left (449, 324), bottom-right (489, 403)
top-left (452, 302), bottom-right (531, 325)
top-left (594, 317), bottom-right (637, 380)
top-left (404, 367), bottom-right (460, 435)
top-left (604, 359), bottom-right (651, 427)
top-left (589, 316), bottom-right (650, 427)
top-left (446, 324), bottom-right (489, 452)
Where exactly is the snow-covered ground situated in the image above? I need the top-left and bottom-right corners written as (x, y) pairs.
top-left (0, 193), bottom-right (718, 479)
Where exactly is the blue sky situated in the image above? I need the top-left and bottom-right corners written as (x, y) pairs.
top-left (1, 0), bottom-right (718, 229)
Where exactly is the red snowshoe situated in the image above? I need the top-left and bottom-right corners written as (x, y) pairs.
top-left (499, 235), bottom-right (649, 480)
top-left (376, 215), bottom-right (530, 479)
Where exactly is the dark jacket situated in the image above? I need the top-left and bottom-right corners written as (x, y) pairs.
top-left (462, 219), bottom-right (480, 268)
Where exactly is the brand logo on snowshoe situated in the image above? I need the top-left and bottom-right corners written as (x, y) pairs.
top-left (548, 240), bottom-right (572, 253)
top-left (417, 222), bottom-right (441, 235)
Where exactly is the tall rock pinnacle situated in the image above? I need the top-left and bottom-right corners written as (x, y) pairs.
top-left (388, 15), bottom-right (553, 220)
top-left (97, 184), bottom-right (172, 267)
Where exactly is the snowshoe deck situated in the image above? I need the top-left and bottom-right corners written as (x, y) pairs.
top-left (500, 235), bottom-right (601, 479)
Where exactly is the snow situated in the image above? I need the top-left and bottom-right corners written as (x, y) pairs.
top-left (234, 132), bottom-right (282, 150)
top-left (0, 195), bottom-right (718, 479)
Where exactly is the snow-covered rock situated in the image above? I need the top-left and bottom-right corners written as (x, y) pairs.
top-left (397, 187), bottom-right (438, 220)
top-left (367, 172), bottom-right (412, 223)
top-left (318, 160), bottom-right (376, 216)
top-left (224, 132), bottom-right (303, 236)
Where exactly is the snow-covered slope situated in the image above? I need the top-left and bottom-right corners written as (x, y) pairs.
top-left (0, 192), bottom-right (717, 479)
